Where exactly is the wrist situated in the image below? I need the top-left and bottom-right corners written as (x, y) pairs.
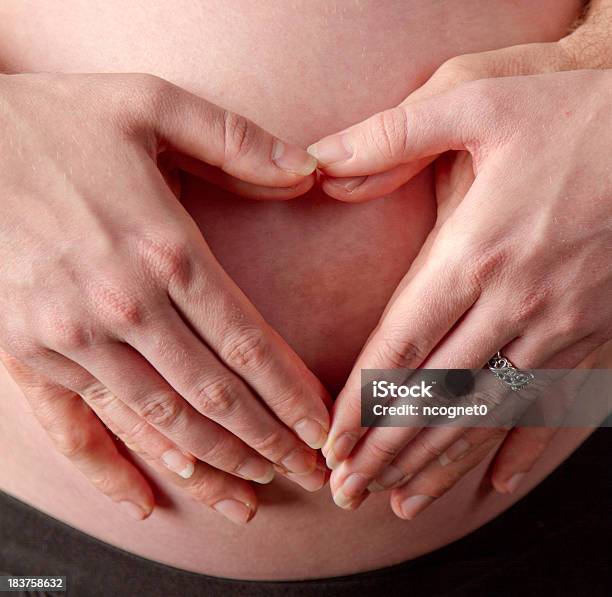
top-left (558, 7), bottom-right (612, 69)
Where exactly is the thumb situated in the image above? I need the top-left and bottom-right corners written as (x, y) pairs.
top-left (314, 42), bottom-right (570, 200)
top-left (307, 85), bottom-right (482, 178)
top-left (137, 76), bottom-right (317, 187)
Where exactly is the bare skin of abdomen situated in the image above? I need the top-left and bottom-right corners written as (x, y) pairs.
top-left (0, 0), bottom-right (593, 580)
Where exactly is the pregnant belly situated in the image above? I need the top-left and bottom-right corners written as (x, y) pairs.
top-left (0, 0), bottom-right (590, 580)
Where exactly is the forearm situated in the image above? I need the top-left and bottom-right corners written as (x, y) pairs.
top-left (561, 0), bottom-right (612, 68)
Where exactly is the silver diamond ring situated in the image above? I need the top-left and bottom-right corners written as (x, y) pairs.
top-left (488, 351), bottom-right (535, 391)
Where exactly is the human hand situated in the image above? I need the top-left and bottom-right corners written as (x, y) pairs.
top-left (0, 72), bottom-right (329, 523)
top-left (312, 40), bottom-right (582, 203)
top-left (308, 68), bottom-right (612, 516)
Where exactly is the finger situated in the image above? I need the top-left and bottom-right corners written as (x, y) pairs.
top-left (91, 365), bottom-right (326, 498)
top-left (0, 351), bottom-right (154, 520)
top-left (315, 56), bottom-right (467, 201)
top-left (128, 309), bottom-right (322, 475)
top-left (89, 385), bottom-right (263, 524)
top-left (490, 342), bottom-right (600, 494)
top-left (320, 158), bottom-right (435, 203)
top-left (143, 77), bottom-right (317, 184)
top-left (70, 342), bottom-right (288, 481)
top-left (332, 364), bottom-right (514, 507)
top-left (170, 153), bottom-right (315, 201)
top-left (9, 350), bottom-right (266, 524)
top-left (113, 163), bottom-right (329, 456)
top-left (322, 233), bottom-right (480, 470)
top-left (322, 145), bottom-right (472, 207)
top-left (379, 339), bottom-right (595, 496)
top-left (338, 311), bottom-right (554, 499)
top-left (374, 423), bottom-right (509, 496)
top-left (366, 330), bottom-right (556, 492)
top-left (177, 461), bottom-right (258, 525)
top-left (389, 432), bottom-right (503, 520)
top-left (162, 247), bottom-right (331, 449)
top-left (489, 427), bottom-right (556, 494)
top-left (363, 301), bottom-right (587, 484)
top-left (307, 86), bottom-right (483, 177)
top-left (80, 380), bottom-right (264, 521)
top-left (328, 425), bottom-right (423, 509)
top-left (29, 342), bottom-right (279, 483)
top-left (316, 44), bottom-right (568, 197)
top-left (275, 456), bottom-right (329, 493)
top-left (77, 377), bottom-right (196, 481)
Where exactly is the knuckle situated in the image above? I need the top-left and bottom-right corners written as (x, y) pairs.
top-left (80, 382), bottom-right (115, 408)
top-left (192, 377), bottom-right (239, 419)
top-left (137, 235), bottom-right (194, 287)
top-left (431, 469), bottom-right (463, 495)
top-left (90, 471), bottom-right (123, 497)
top-left (119, 418), bottom-right (150, 452)
top-left (0, 337), bottom-right (47, 363)
top-left (435, 56), bottom-right (481, 86)
top-left (375, 333), bottom-right (425, 369)
top-left (92, 286), bottom-right (148, 333)
top-left (190, 476), bottom-right (223, 504)
top-left (474, 387), bottom-right (505, 410)
top-left (512, 290), bottom-right (549, 326)
top-left (249, 428), bottom-right (287, 460)
top-left (222, 110), bottom-right (255, 165)
top-left (370, 107), bottom-right (409, 161)
top-left (52, 429), bottom-right (97, 459)
top-left (136, 74), bottom-right (173, 120)
top-left (221, 328), bottom-right (271, 373)
top-left (487, 408), bottom-right (516, 429)
top-left (460, 78), bottom-right (508, 123)
top-left (555, 310), bottom-right (591, 339)
top-left (192, 433), bottom-right (233, 466)
top-left (265, 383), bottom-right (304, 417)
top-left (417, 436), bottom-right (444, 460)
top-left (114, 74), bottom-right (172, 140)
top-left (140, 393), bottom-right (183, 429)
top-left (45, 318), bottom-right (95, 353)
top-left (363, 438), bottom-right (399, 465)
top-left (465, 245), bottom-right (506, 290)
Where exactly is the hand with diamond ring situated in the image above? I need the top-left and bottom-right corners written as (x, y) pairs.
top-left (309, 66), bottom-right (612, 518)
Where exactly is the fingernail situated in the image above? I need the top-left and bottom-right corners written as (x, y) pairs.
top-left (333, 488), bottom-right (354, 509)
top-left (374, 465), bottom-right (410, 489)
top-left (324, 433), bottom-right (357, 470)
top-left (326, 176), bottom-right (367, 193)
top-left (307, 135), bottom-right (353, 166)
top-left (293, 418), bottom-right (328, 449)
top-left (161, 449), bottom-right (195, 479)
top-left (272, 139), bottom-right (317, 175)
top-left (119, 501), bottom-right (148, 521)
top-left (505, 472), bottom-right (526, 494)
top-left (367, 480), bottom-right (387, 492)
top-left (439, 438), bottom-right (471, 466)
top-left (333, 487), bottom-right (370, 510)
top-left (282, 448), bottom-right (317, 475)
top-left (339, 473), bottom-right (369, 498)
top-left (236, 457), bottom-right (275, 484)
top-left (212, 499), bottom-right (254, 525)
top-left (400, 495), bottom-right (435, 520)
top-left (286, 467), bottom-right (326, 492)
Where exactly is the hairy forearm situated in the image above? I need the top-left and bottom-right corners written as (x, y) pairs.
top-left (561, 0), bottom-right (612, 68)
